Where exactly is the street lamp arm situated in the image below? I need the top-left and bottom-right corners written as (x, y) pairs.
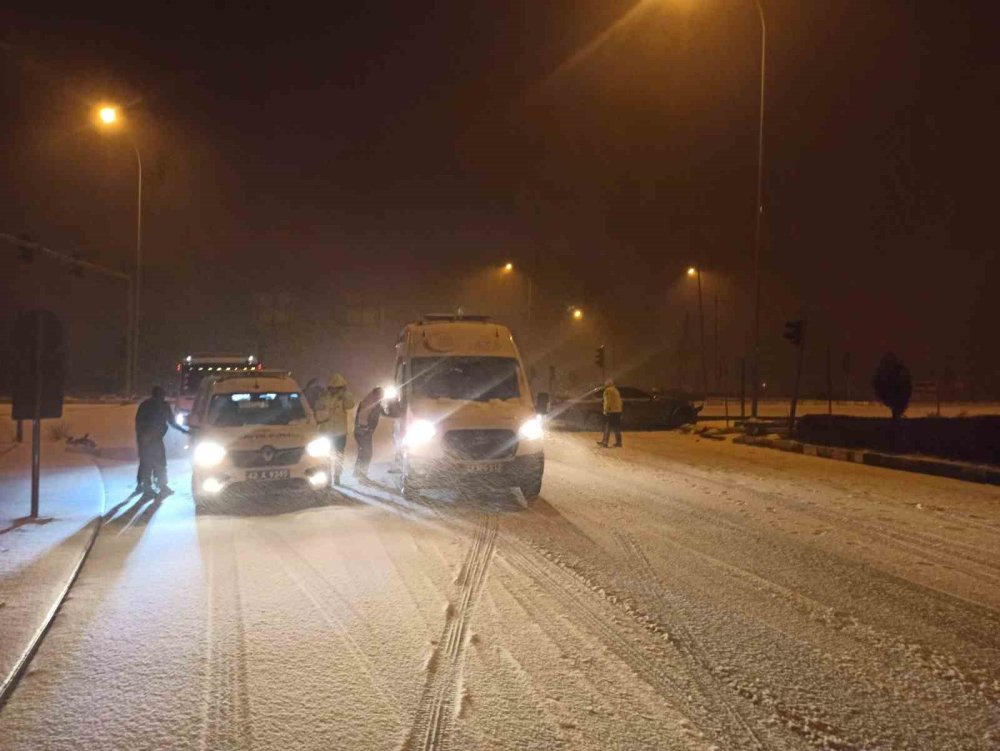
top-left (1, 232), bottom-right (130, 281)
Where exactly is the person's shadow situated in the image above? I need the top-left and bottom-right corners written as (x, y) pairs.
top-left (103, 488), bottom-right (165, 532)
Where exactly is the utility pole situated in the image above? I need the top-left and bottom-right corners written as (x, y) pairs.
top-left (750, 0), bottom-right (767, 418)
top-left (826, 346), bottom-right (833, 416)
top-left (714, 292), bottom-right (720, 392)
top-left (697, 268), bottom-right (708, 400)
top-left (739, 357), bottom-right (746, 419)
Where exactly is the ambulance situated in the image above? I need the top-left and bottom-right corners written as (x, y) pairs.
top-left (386, 314), bottom-right (545, 500)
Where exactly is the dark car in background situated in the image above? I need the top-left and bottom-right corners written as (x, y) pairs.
top-left (548, 386), bottom-right (702, 431)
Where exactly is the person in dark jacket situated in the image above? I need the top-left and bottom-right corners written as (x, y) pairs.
top-left (135, 385), bottom-right (186, 496)
top-left (352, 387), bottom-right (384, 482)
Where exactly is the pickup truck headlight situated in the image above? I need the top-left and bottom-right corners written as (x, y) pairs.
top-left (193, 441), bottom-right (226, 467)
top-left (306, 436), bottom-right (332, 458)
top-left (518, 416), bottom-right (544, 441)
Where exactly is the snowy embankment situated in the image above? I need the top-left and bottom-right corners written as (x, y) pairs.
top-left (0, 415), bottom-right (108, 696)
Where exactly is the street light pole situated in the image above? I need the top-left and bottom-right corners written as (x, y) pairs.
top-left (96, 106), bottom-right (143, 398)
top-left (697, 268), bottom-right (708, 400)
top-left (750, 0), bottom-right (766, 418)
top-left (132, 143), bottom-right (142, 397)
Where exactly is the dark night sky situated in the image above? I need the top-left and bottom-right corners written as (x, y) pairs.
top-left (3, 1), bottom-right (998, 391)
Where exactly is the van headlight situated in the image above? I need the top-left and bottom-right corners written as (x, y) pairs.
top-left (193, 441), bottom-right (226, 467)
top-left (306, 436), bottom-right (332, 458)
top-left (518, 415), bottom-right (545, 441)
top-left (403, 419), bottom-right (437, 448)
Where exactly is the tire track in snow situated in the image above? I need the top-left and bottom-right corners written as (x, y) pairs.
top-left (404, 513), bottom-right (498, 751)
top-left (494, 535), bottom-right (738, 746)
top-left (613, 531), bottom-right (769, 750)
top-left (499, 525), bottom-right (905, 750)
top-left (200, 520), bottom-right (253, 751)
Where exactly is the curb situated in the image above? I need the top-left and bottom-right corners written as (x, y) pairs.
top-left (733, 435), bottom-right (1000, 487)
top-left (0, 462), bottom-right (107, 708)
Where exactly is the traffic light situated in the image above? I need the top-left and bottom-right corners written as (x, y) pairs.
top-left (783, 320), bottom-right (805, 346)
top-left (594, 345), bottom-right (606, 369)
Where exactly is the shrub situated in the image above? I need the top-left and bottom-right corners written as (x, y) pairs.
top-left (872, 352), bottom-right (912, 419)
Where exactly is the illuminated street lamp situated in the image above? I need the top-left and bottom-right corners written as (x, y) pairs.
top-left (503, 261), bottom-right (514, 273)
top-left (96, 104), bottom-right (143, 397)
top-left (569, 306), bottom-right (584, 321)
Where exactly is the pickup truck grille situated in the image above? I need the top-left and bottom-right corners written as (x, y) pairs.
top-left (230, 446), bottom-right (304, 468)
top-left (442, 430), bottom-right (517, 460)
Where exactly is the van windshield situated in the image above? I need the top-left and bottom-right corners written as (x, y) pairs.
top-left (207, 392), bottom-right (307, 427)
top-left (410, 357), bottom-right (521, 402)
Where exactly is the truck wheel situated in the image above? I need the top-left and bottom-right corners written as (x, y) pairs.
top-left (400, 473), bottom-right (422, 502)
top-left (191, 477), bottom-right (204, 509)
top-left (519, 473), bottom-right (543, 502)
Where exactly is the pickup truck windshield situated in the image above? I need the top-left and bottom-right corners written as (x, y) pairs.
top-left (411, 357), bottom-right (521, 402)
top-left (207, 392), bottom-right (306, 427)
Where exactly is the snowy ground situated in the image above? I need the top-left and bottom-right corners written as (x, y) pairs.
top-left (0, 417), bottom-right (106, 692)
top-left (1, 405), bottom-right (999, 750)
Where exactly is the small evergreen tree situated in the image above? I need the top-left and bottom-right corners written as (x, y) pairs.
top-left (872, 352), bottom-right (912, 419)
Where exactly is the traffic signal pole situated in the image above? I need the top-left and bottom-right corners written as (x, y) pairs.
top-left (784, 320), bottom-right (806, 434)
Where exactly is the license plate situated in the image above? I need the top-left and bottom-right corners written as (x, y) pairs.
top-left (468, 463), bottom-right (503, 473)
top-left (245, 469), bottom-right (291, 481)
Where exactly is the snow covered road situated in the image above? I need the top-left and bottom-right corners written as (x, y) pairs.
top-left (2, 418), bottom-right (999, 750)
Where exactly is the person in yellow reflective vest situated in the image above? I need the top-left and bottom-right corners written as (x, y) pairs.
top-left (314, 373), bottom-right (356, 484)
top-left (596, 379), bottom-right (623, 448)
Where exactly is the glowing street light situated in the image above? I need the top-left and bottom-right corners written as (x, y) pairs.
top-left (687, 266), bottom-right (697, 277)
top-left (503, 261), bottom-right (514, 272)
top-left (94, 103), bottom-right (143, 397)
top-left (569, 306), bottom-right (584, 321)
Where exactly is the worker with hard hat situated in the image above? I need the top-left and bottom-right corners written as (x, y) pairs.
top-left (314, 373), bottom-right (356, 484)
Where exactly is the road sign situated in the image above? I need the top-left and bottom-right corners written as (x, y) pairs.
top-left (12, 311), bottom-right (65, 421)
top-left (11, 311), bottom-right (65, 519)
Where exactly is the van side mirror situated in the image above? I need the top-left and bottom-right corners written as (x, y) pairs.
top-left (535, 392), bottom-right (550, 416)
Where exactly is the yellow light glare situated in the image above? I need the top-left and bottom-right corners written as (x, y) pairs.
top-left (503, 262), bottom-right (514, 272)
top-left (98, 107), bottom-right (117, 125)
top-left (572, 308), bottom-right (583, 320)
top-left (687, 267), bottom-right (697, 277)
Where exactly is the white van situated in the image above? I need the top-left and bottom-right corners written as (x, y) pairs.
top-left (386, 314), bottom-right (545, 499)
top-left (185, 370), bottom-right (333, 504)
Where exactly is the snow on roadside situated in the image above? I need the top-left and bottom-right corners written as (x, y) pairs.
top-left (0, 425), bottom-right (105, 690)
